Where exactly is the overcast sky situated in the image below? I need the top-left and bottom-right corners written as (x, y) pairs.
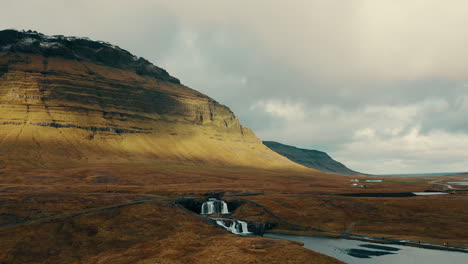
top-left (2, 0), bottom-right (468, 174)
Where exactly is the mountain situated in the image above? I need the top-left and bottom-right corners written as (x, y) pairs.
top-left (0, 29), bottom-right (298, 169)
top-left (263, 141), bottom-right (362, 175)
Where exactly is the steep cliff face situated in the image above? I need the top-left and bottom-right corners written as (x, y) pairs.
top-left (263, 141), bottom-right (362, 175)
top-left (0, 30), bottom-right (296, 169)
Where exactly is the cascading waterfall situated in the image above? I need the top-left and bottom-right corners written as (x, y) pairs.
top-left (221, 201), bottom-right (229, 214)
top-left (213, 218), bottom-right (251, 235)
top-left (201, 200), bottom-right (215, 215)
top-left (201, 198), bottom-right (229, 215)
top-left (199, 198), bottom-right (250, 235)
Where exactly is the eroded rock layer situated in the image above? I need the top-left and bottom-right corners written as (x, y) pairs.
top-left (0, 30), bottom-right (296, 169)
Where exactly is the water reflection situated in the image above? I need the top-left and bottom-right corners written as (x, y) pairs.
top-left (264, 233), bottom-right (467, 264)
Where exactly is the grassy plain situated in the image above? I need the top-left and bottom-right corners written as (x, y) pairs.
top-left (0, 162), bottom-right (467, 263)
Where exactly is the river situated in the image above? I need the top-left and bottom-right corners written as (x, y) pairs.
top-left (264, 233), bottom-right (467, 264)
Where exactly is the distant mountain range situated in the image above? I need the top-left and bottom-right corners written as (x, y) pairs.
top-left (263, 141), bottom-right (362, 175)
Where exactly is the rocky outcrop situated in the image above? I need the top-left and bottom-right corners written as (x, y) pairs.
top-left (263, 141), bottom-right (362, 175)
top-left (0, 29), bottom-right (179, 83)
top-left (0, 29), bottom-right (298, 169)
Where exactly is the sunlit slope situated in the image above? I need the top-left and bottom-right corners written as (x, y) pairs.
top-left (0, 33), bottom-right (299, 169)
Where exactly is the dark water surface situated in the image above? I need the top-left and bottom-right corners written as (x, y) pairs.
top-left (264, 233), bottom-right (467, 264)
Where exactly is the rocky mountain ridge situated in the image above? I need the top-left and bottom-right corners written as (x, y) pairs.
top-left (263, 141), bottom-right (362, 175)
top-left (0, 29), bottom-right (179, 83)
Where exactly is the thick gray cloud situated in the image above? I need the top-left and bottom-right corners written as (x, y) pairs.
top-left (2, 0), bottom-right (468, 174)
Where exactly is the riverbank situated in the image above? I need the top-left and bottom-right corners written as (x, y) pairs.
top-left (267, 230), bottom-right (468, 253)
top-left (175, 195), bottom-right (468, 254)
top-left (265, 233), bottom-right (468, 264)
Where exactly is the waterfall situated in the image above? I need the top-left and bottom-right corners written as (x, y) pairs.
top-left (221, 201), bottom-right (229, 214)
top-left (239, 221), bottom-right (248, 233)
top-left (212, 218), bottom-right (251, 235)
top-left (215, 219), bottom-right (228, 229)
top-left (226, 221), bottom-right (238, 234)
top-left (201, 201), bottom-right (215, 215)
top-left (200, 198), bottom-right (229, 215)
